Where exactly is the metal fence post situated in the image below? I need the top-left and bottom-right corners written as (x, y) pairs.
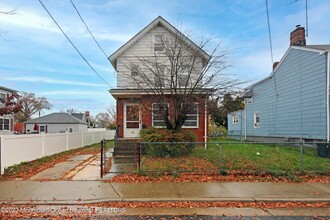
top-left (219, 144), bottom-right (223, 175)
top-left (300, 139), bottom-right (304, 173)
top-left (100, 140), bottom-right (104, 178)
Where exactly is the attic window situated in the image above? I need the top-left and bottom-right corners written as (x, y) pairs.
top-left (153, 34), bottom-right (164, 52)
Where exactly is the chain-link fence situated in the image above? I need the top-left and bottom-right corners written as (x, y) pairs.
top-left (138, 141), bottom-right (330, 175)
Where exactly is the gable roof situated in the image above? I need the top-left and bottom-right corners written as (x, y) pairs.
top-left (0, 86), bottom-right (17, 93)
top-left (108, 16), bottom-right (211, 70)
top-left (25, 113), bottom-right (87, 124)
top-left (244, 45), bottom-right (330, 92)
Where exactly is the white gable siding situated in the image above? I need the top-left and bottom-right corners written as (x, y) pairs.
top-left (115, 26), bottom-right (204, 89)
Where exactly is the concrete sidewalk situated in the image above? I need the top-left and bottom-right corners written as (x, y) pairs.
top-left (0, 181), bottom-right (329, 204)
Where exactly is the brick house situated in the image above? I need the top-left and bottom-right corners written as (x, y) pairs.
top-left (108, 16), bottom-right (213, 142)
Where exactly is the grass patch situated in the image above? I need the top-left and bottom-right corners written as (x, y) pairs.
top-left (192, 140), bottom-right (330, 174)
top-left (1, 140), bottom-right (113, 180)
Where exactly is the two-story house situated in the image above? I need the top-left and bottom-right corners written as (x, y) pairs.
top-left (228, 26), bottom-right (330, 143)
top-left (0, 86), bottom-right (17, 134)
top-left (108, 16), bottom-right (212, 142)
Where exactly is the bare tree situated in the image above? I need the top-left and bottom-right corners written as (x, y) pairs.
top-left (94, 112), bottom-right (111, 128)
top-left (15, 92), bottom-right (52, 122)
top-left (121, 29), bottom-right (243, 131)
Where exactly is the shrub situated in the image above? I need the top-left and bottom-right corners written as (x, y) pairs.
top-left (209, 121), bottom-right (227, 140)
top-left (140, 128), bottom-right (196, 157)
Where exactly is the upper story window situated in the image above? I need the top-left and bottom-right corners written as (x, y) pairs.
top-left (0, 93), bottom-right (6, 104)
top-left (254, 112), bottom-right (260, 128)
top-left (153, 34), bottom-right (164, 52)
top-left (152, 103), bottom-right (169, 127)
top-left (130, 64), bottom-right (139, 77)
top-left (183, 103), bottom-right (198, 128)
top-left (178, 74), bottom-right (189, 87)
top-left (232, 115), bottom-right (239, 124)
top-left (154, 65), bottom-right (165, 87)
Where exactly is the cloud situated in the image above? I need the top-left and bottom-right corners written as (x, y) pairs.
top-left (3, 76), bottom-right (107, 87)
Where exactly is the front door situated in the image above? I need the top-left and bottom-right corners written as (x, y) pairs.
top-left (124, 104), bottom-right (141, 138)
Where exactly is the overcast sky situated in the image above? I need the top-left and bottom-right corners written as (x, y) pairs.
top-left (1, 0), bottom-right (329, 117)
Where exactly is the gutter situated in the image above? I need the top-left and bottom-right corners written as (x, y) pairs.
top-left (327, 51), bottom-right (330, 142)
top-left (204, 99), bottom-right (207, 149)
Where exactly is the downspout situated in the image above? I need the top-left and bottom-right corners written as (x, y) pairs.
top-left (204, 98), bottom-right (207, 149)
top-left (327, 52), bottom-right (330, 142)
top-left (244, 99), bottom-right (247, 141)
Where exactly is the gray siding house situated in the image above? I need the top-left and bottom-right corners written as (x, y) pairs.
top-left (25, 113), bottom-right (88, 133)
top-left (228, 26), bottom-right (330, 142)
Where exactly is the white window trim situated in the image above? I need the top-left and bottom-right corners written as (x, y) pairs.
top-left (182, 102), bottom-right (199, 128)
top-left (152, 103), bottom-right (169, 128)
top-left (232, 115), bottom-right (239, 125)
top-left (254, 112), bottom-right (260, 128)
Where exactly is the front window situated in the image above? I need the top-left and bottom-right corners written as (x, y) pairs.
top-left (183, 103), bottom-right (198, 127)
top-left (152, 103), bottom-right (168, 127)
top-left (232, 115), bottom-right (239, 124)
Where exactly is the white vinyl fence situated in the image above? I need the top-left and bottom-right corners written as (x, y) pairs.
top-left (0, 130), bottom-right (115, 174)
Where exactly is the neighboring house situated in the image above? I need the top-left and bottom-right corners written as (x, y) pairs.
top-left (0, 86), bottom-right (16, 134)
top-left (24, 113), bottom-right (88, 133)
top-left (108, 16), bottom-right (211, 142)
top-left (228, 25), bottom-right (330, 142)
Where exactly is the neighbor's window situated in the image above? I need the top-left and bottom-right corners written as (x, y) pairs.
top-left (0, 118), bottom-right (10, 131)
top-left (183, 103), bottom-right (198, 128)
top-left (232, 115), bottom-right (239, 124)
top-left (0, 93), bottom-right (5, 103)
top-left (39, 125), bottom-right (45, 133)
top-left (154, 65), bottom-right (165, 87)
top-left (152, 103), bottom-right (169, 127)
top-left (254, 112), bottom-right (260, 128)
top-left (68, 128), bottom-right (73, 133)
top-left (247, 97), bottom-right (253, 104)
top-left (153, 34), bottom-right (164, 51)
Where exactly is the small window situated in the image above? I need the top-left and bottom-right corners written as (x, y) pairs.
top-left (247, 97), bottom-right (253, 104)
top-left (152, 103), bottom-right (169, 127)
top-left (183, 103), bottom-right (198, 128)
top-left (254, 112), bottom-right (260, 128)
top-left (0, 93), bottom-right (5, 104)
top-left (130, 64), bottom-right (139, 77)
top-left (153, 34), bottom-right (164, 52)
top-left (0, 119), bottom-right (3, 130)
top-left (68, 128), bottom-right (73, 133)
top-left (232, 115), bottom-right (239, 124)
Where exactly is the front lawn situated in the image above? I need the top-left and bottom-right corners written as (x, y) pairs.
top-left (140, 140), bottom-right (329, 176)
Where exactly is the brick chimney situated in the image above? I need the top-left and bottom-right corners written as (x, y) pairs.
top-left (290, 25), bottom-right (306, 46)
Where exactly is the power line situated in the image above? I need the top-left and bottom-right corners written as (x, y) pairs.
top-left (265, 0), bottom-right (274, 65)
top-left (69, 0), bottom-right (109, 59)
top-left (38, 0), bottom-right (113, 88)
